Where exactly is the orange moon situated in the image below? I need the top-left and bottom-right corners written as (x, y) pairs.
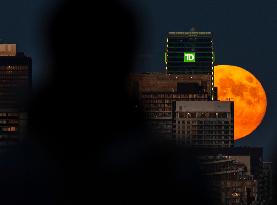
top-left (214, 65), bottom-right (267, 140)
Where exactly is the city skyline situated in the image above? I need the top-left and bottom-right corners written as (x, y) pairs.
top-left (127, 0), bottom-right (276, 160)
top-left (129, 30), bottom-right (272, 204)
top-left (0, 0), bottom-right (275, 204)
top-left (0, 0), bottom-right (272, 158)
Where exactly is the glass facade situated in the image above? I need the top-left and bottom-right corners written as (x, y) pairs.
top-left (166, 32), bottom-right (214, 74)
top-left (165, 32), bottom-right (215, 99)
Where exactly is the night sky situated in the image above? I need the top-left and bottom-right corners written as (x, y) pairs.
top-left (0, 0), bottom-right (62, 88)
top-left (1, 0), bottom-right (277, 159)
top-left (127, 0), bottom-right (277, 160)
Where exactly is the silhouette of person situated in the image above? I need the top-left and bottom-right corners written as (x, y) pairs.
top-left (0, 0), bottom-right (215, 204)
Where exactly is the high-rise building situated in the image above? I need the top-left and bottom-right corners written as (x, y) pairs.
top-left (165, 31), bottom-right (215, 99)
top-left (129, 73), bottom-right (212, 141)
top-left (165, 32), bottom-right (214, 74)
top-left (128, 73), bottom-right (234, 147)
top-left (129, 30), bottom-right (272, 204)
top-left (173, 101), bottom-right (234, 147)
top-left (0, 44), bottom-right (31, 108)
top-left (0, 44), bottom-right (31, 145)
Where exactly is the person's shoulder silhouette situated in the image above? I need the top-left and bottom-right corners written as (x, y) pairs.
top-left (23, 0), bottom-right (216, 204)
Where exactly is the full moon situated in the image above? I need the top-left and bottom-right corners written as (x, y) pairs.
top-left (214, 65), bottom-right (267, 140)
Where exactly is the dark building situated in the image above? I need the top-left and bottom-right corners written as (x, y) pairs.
top-left (0, 44), bottom-right (32, 109)
top-left (129, 73), bottom-right (212, 141)
top-left (129, 72), bottom-right (212, 97)
top-left (199, 155), bottom-right (258, 205)
top-left (165, 31), bottom-right (214, 74)
top-left (193, 147), bottom-right (269, 204)
top-left (165, 31), bottom-right (215, 99)
top-left (260, 162), bottom-right (272, 205)
top-left (0, 44), bottom-right (31, 144)
top-left (0, 109), bottom-right (27, 146)
top-left (128, 73), bottom-right (234, 148)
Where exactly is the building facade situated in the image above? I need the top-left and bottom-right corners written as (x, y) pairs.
top-left (165, 31), bottom-right (215, 99)
top-left (194, 147), bottom-right (267, 204)
top-left (0, 44), bottom-right (31, 143)
top-left (129, 73), bottom-right (213, 99)
top-left (173, 101), bottom-right (234, 147)
top-left (128, 30), bottom-right (272, 204)
top-left (199, 155), bottom-right (258, 205)
top-left (165, 32), bottom-right (214, 75)
top-left (129, 72), bottom-right (214, 142)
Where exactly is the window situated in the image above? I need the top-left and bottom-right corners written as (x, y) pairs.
top-left (8, 113), bottom-right (18, 117)
top-left (2, 126), bottom-right (16, 132)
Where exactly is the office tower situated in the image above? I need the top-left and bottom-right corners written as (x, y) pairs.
top-left (0, 44), bottom-right (31, 108)
top-left (128, 31), bottom-right (232, 146)
top-left (129, 73), bottom-right (212, 141)
top-left (165, 31), bottom-right (214, 74)
top-left (0, 44), bottom-right (31, 145)
top-left (129, 73), bottom-right (234, 147)
top-left (173, 101), bottom-right (234, 147)
top-left (165, 31), bottom-right (215, 99)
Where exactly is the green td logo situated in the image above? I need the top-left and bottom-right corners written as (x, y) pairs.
top-left (184, 52), bottom-right (195, 62)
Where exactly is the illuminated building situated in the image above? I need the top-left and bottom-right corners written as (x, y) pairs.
top-left (0, 44), bottom-right (31, 144)
top-left (165, 31), bottom-right (215, 99)
top-left (0, 109), bottom-right (27, 146)
top-left (165, 32), bottom-right (214, 74)
top-left (174, 101), bottom-right (234, 148)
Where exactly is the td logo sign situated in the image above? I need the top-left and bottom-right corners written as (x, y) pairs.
top-left (184, 52), bottom-right (195, 62)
